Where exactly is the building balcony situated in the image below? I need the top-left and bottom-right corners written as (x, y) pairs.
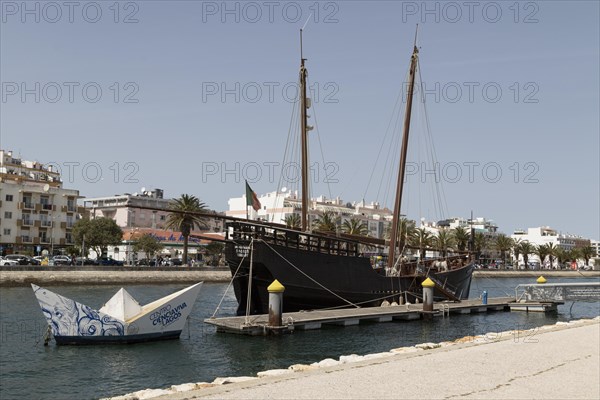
top-left (59, 238), bottom-right (66, 245)
top-left (33, 237), bottom-right (41, 244)
top-left (40, 220), bottom-right (53, 228)
top-left (20, 202), bottom-right (34, 210)
top-left (40, 236), bottom-right (50, 244)
top-left (38, 204), bottom-right (55, 212)
top-left (21, 219), bottom-right (33, 227)
top-left (21, 236), bottom-right (32, 243)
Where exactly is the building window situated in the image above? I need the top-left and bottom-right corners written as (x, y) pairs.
top-left (3, 229), bottom-right (10, 235)
top-left (5, 194), bottom-right (13, 201)
top-left (4, 211), bottom-right (12, 219)
top-left (160, 215), bottom-right (166, 221)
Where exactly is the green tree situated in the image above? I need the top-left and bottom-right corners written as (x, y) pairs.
top-left (132, 234), bottom-right (164, 261)
top-left (474, 233), bottom-right (488, 262)
top-left (72, 217), bottom-right (123, 259)
top-left (411, 228), bottom-right (434, 260)
top-left (341, 217), bottom-right (369, 236)
top-left (434, 229), bottom-right (455, 258)
top-left (205, 242), bottom-right (225, 266)
top-left (494, 234), bottom-right (514, 267)
top-left (452, 227), bottom-right (470, 252)
top-left (554, 247), bottom-right (568, 269)
top-left (535, 244), bottom-right (550, 268)
top-left (385, 218), bottom-right (417, 254)
top-left (312, 211), bottom-right (340, 233)
top-left (166, 194), bottom-right (208, 264)
top-left (546, 243), bottom-right (557, 269)
top-left (517, 241), bottom-right (535, 269)
top-left (284, 214), bottom-right (301, 229)
top-left (579, 246), bottom-right (595, 266)
top-left (512, 238), bottom-right (522, 266)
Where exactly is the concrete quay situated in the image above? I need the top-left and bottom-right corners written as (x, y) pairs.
top-left (0, 268), bottom-right (597, 287)
top-left (0, 268), bottom-right (231, 286)
top-left (108, 318), bottom-right (600, 400)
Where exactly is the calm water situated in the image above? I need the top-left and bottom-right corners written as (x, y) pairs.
top-left (1, 276), bottom-right (598, 400)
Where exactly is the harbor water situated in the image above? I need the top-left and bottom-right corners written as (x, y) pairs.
top-left (1, 276), bottom-right (598, 400)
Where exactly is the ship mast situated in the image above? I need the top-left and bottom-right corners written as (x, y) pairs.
top-left (300, 29), bottom-right (310, 231)
top-left (387, 28), bottom-right (419, 272)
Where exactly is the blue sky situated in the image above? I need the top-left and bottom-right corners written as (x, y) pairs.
top-left (1, 1), bottom-right (598, 240)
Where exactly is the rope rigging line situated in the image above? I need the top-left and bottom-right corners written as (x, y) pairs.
top-left (272, 77), bottom-right (301, 222)
top-left (259, 239), bottom-right (360, 308)
top-left (210, 242), bottom-right (249, 318)
top-left (305, 75), bottom-right (333, 201)
top-left (417, 62), bottom-right (449, 220)
top-left (362, 67), bottom-right (408, 203)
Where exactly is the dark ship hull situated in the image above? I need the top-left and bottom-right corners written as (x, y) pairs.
top-left (225, 223), bottom-right (474, 315)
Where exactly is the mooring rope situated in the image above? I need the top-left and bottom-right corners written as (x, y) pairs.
top-left (210, 244), bottom-right (249, 319)
top-left (259, 239), bottom-right (360, 308)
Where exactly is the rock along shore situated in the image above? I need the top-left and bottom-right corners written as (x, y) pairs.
top-left (107, 318), bottom-right (600, 400)
top-left (1, 267), bottom-right (597, 287)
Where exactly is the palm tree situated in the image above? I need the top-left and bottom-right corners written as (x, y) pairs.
top-left (312, 211), bottom-right (339, 233)
top-left (494, 234), bottom-right (513, 267)
top-left (517, 241), bottom-right (535, 269)
top-left (341, 217), bottom-right (369, 236)
top-left (452, 227), bottom-right (470, 252)
top-left (411, 228), bottom-right (434, 260)
top-left (534, 244), bottom-right (550, 269)
top-left (474, 232), bottom-right (488, 263)
top-left (579, 246), bottom-right (595, 266)
top-left (284, 214), bottom-right (301, 229)
top-left (166, 194), bottom-right (207, 264)
top-left (546, 243), bottom-right (557, 269)
top-left (512, 238), bottom-right (522, 266)
top-left (385, 218), bottom-right (417, 254)
top-left (434, 229), bottom-right (455, 259)
top-left (554, 247), bottom-right (567, 269)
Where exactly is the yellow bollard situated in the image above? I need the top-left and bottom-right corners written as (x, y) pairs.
top-left (421, 278), bottom-right (435, 317)
top-left (267, 280), bottom-right (285, 327)
top-left (536, 276), bottom-right (547, 284)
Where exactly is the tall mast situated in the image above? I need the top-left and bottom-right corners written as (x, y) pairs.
top-left (300, 29), bottom-right (310, 231)
top-left (387, 29), bottom-right (419, 271)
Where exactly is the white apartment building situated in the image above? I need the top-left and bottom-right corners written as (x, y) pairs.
top-left (511, 226), bottom-right (592, 267)
top-left (591, 240), bottom-right (600, 258)
top-left (0, 149), bottom-right (83, 256)
top-left (511, 227), bottom-right (591, 251)
top-left (84, 189), bottom-right (225, 262)
top-left (226, 189), bottom-right (393, 239)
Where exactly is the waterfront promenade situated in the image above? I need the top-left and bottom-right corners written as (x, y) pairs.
top-left (112, 319), bottom-right (600, 400)
top-left (1, 267), bottom-right (597, 286)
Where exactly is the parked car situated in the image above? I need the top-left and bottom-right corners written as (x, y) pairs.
top-left (97, 257), bottom-right (124, 266)
top-left (52, 255), bottom-right (72, 265)
top-left (168, 258), bottom-right (183, 266)
top-left (134, 258), bottom-right (156, 266)
top-left (4, 254), bottom-right (40, 265)
top-left (0, 256), bottom-right (19, 266)
top-left (74, 257), bottom-right (98, 265)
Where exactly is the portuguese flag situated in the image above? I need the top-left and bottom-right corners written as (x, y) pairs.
top-left (245, 181), bottom-right (262, 211)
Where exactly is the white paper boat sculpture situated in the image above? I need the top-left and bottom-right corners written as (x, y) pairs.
top-left (31, 282), bottom-right (203, 345)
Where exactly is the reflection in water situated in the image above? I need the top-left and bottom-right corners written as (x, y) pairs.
top-left (0, 277), bottom-right (598, 400)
